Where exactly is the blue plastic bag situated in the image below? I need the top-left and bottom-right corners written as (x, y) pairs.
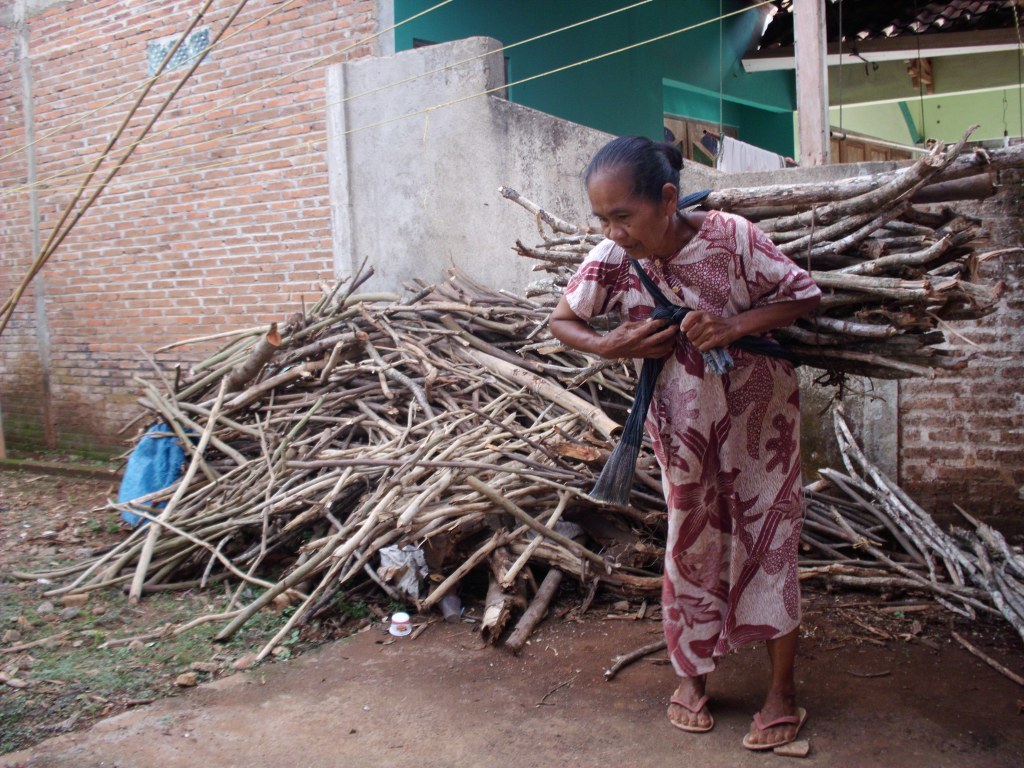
top-left (116, 423), bottom-right (185, 526)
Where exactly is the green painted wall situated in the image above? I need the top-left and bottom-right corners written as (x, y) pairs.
top-left (828, 88), bottom-right (1023, 145)
top-left (394, 0), bottom-right (795, 149)
top-left (827, 50), bottom-right (1024, 145)
top-left (830, 51), bottom-right (1022, 105)
top-left (915, 88), bottom-right (1023, 144)
top-left (663, 79), bottom-right (795, 156)
top-left (829, 102), bottom-right (918, 146)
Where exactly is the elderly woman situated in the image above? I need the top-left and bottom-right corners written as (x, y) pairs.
top-left (548, 135), bottom-right (820, 751)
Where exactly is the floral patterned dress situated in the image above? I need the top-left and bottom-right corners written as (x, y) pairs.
top-left (564, 211), bottom-right (821, 677)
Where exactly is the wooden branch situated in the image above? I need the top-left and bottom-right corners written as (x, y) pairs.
top-left (498, 186), bottom-right (582, 235)
top-left (460, 348), bottom-right (619, 441)
top-left (225, 323), bottom-right (280, 393)
top-left (769, 145), bottom-right (946, 232)
top-left (604, 639), bottom-right (667, 680)
top-left (467, 476), bottom-right (611, 574)
top-left (952, 632), bottom-right (1024, 686)
top-left (707, 127), bottom-right (1018, 212)
top-left (504, 568), bottom-right (563, 654)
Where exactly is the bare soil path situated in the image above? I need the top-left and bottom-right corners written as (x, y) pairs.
top-left (5, 599), bottom-right (1023, 768)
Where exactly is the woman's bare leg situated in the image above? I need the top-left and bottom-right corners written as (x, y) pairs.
top-left (745, 628), bottom-right (800, 746)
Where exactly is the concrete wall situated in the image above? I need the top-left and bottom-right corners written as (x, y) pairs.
top-left (326, 35), bottom-right (717, 295)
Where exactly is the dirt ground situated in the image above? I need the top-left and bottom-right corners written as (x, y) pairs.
top-left (5, 601), bottom-right (1024, 768)
top-left (2, 465), bottom-right (1024, 767)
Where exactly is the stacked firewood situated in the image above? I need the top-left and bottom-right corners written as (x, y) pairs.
top-left (503, 128), bottom-right (1022, 380)
top-left (20, 270), bottom-right (1022, 652)
top-left (17, 131), bottom-right (1023, 654)
top-left (801, 410), bottom-right (1024, 645)
top-left (18, 267), bottom-right (668, 657)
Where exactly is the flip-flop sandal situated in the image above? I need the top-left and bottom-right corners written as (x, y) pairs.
top-left (742, 706), bottom-right (808, 751)
top-left (667, 693), bottom-right (714, 733)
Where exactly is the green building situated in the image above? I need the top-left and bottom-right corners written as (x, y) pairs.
top-left (394, 1), bottom-right (797, 159)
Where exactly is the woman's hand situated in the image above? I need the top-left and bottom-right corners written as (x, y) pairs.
top-left (680, 296), bottom-right (821, 352)
top-left (548, 297), bottom-right (676, 361)
top-left (679, 311), bottom-right (739, 352)
top-left (598, 318), bottom-right (676, 360)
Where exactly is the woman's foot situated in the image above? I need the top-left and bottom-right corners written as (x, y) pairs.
top-left (667, 676), bottom-right (713, 733)
top-left (742, 688), bottom-right (805, 750)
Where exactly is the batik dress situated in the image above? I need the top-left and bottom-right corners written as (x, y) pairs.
top-left (564, 211), bottom-right (821, 677)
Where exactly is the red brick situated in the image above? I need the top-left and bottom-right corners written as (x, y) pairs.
top-left (1, 0), bottom-right (365, 454)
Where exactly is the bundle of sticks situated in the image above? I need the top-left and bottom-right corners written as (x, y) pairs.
top-left (502, 127), bottom-right (1022, 380)
top-left (16, 264), bottom-right (1023, 651)
top-left (800, 409), bottom-right (1024, 645)
top-left (18, 267), bottom-right (669, 657)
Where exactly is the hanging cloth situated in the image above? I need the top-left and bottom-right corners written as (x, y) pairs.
top-left (717, 136), bottom-right (787, 173)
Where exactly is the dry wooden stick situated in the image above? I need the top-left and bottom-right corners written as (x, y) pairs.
top-left (505, 568), bottom-right (563, 654)
top-left (604, 639), bottom-right (667, 681)
top-left (952, 632), bottom-right (1024, 686)
top-left (467, 476), bottom-right (611, 574)
top-left (0, 631), bottom-right (72, 654)
top-left (501, 492), bottom-right (570, 589)
top-left (226, 323), bottom-right (281, 392)
top-left (129, 377), bottom-right (228, 603)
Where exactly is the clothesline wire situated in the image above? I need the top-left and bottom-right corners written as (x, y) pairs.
top-left (4, 0), bottom-right (654, 199)
top-left (1013, 0), bottom-right (1023, 140)
top-left (25, 1), bottom-right (774, 199)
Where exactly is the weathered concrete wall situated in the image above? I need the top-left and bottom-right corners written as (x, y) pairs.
top-left (326, 35), bottom-right (715, 295)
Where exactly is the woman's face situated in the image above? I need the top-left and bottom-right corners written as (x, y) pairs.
top-left (587, 167), bottom-right (676, 260)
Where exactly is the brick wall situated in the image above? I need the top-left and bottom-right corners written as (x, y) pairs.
top-left (900, 168), bottom-right (1024, 522)
top-left (1, 0), bottom-right (377, 456)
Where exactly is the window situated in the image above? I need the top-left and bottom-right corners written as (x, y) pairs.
top-left (146, 28), bottom-right (210, 76)
top-left (664, 116), bottom-right (737, 168)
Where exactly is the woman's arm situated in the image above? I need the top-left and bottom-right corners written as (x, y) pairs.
top-left (549, 296), bottom-right (677, 361)
top-left (680, 295), bottom-right (820, 353)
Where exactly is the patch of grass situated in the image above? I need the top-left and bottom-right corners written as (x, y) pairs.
top-left (0, 698), bottom-right (32, 754)
top-left (0, 586), bottom-right (277, 755)
top-left (334, 597), bottom-right (373, 620)
top-left (0, 470), bottom-right (378, 756)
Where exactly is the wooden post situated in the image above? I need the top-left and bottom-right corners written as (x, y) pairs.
top-left (793, 0), bottom-right (830, 166)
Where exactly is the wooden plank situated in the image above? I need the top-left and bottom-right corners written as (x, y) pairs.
top-left (793, 0), bottom-right (830, 166)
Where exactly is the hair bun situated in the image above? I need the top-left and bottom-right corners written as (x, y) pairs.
top-left (658, 141), bottom-right (684, 172)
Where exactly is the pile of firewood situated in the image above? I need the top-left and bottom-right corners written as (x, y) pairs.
top-left (16, 130), bottom-right (1024, 656)
top-left (17, 267), bottom-right (669, 658)
top-left (504, 128), bottom-right (1022, 380)
top-left (801, 410), bottom-right (1024, 646)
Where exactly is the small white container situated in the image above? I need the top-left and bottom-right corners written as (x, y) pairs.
top-left (389, 611), bottom-right (412, 637)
